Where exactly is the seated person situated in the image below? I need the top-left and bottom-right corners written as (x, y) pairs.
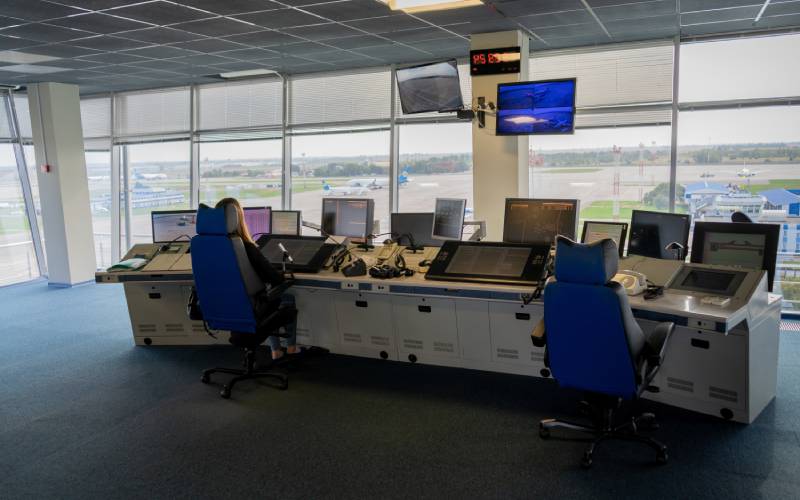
top-left (215, 198), bottom-right (301, 361)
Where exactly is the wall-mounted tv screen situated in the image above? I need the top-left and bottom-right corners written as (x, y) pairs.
top-left (496, 78), bottom-right (576, 135)
top-left (396, 60), bottom-right (463, 114)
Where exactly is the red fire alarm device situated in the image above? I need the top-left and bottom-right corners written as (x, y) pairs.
top-left (40, 164), bottom-right (51, 173)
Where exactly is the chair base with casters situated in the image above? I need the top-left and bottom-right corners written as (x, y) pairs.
top-left (539, 394), bottom-right (668, 469)
top-left (201, 334), bottom-right (288, 399)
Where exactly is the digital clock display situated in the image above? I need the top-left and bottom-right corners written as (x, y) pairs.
top-left (470, 46), bottom-right (521, 76)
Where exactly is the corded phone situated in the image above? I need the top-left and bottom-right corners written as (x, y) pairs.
top-left (612, 270), bottom-right (647, 296)
top-left (375, 242), bottom-right (402, 262)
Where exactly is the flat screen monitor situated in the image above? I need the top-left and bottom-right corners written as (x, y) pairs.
top-left (690, 221), bottom-right (780, 291)
top-left (581, 221), bottom-right (628, 257)
top-left (151, 210), bottom-right (197, 243)
top-left (271, 210), bottom-right (301, 236)
top-left (391, 212), bottom-right (441, 248)
top-left (260, 236), bottom-right (326, 267)
top-left (496, 78), bottom-right (576, 135)
top-left (321, 198), bottom-right (375, 241)
top-left (628, 210), bottom-right (691, 260)
top-left (433, 198), bottom-right (466, 241)
top-left (503, 198), bottom-right (579, 246)
top-left (243, 206), bottom-right (271, 238)
top-left (396, 59), bottom-right (463, 114)
top-left (425, 241), bottom-right (551, 286)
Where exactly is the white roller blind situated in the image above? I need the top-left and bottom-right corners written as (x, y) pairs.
top-left (576, 107), bottom-right (672, 128)
top-left (530, 42), bottom-right (674, 108)
top-left (14, 95), bottom-right (31, 139)
top-left (0, 98), bottom-right (11, 139)
top-left (197, 78), bottom-right (283, 131)
top-left (290, 68), bottom-right (392, 126)
top-left (80, 97), bottom-right (111, 139)
top-left (394, 62), bottom-right (472, 119)
top-left (114, 86), bottom-right (190, 138)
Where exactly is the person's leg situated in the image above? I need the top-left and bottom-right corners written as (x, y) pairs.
top-left (266, 335), bottom-right (284, 360)
top-left (280, 294), bottom-right (300, 354)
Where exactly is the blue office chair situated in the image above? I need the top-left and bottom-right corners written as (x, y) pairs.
top-left (538, 236), bottom-right (674, 468)
top-left (191, 205), bottom-right (295, 399)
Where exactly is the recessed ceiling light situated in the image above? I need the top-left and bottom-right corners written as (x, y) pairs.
top-left (2, 64), bottom-right (70, 74)
top-left (0, 51), bottom-right (61, 64)
top-left (378, 0), bottom-right (483, 14)
top-left (219, 68), bottom-right (278, 79)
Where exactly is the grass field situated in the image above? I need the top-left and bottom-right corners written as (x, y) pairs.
top-left (746, 179), bottom-right (800, 194)
top-left (538, 168), bottom-right (602, 174)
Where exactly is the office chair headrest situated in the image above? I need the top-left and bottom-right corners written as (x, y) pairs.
top-left (196, 204), bottom-right (239, 236)
top-left (554, 236), bottom-right (618, 285)
top-left (731, 211), bottom-right (753, 223)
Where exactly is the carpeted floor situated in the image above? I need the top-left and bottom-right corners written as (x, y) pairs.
top-left (1, 281), bottom-right (799, 499)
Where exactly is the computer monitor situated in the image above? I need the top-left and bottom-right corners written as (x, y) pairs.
top-left (391, 212), bottom-right (441, 248)
top-left (243, 206), bottom-right (271, 238)
top-left (432, 198), bottom-right (466, 241)
top-left (503, 198), bottom-right (579, 245)
top-left (628, 210), bottom-right (691, 260)
top-left (581, 221), bottom-right (628, 257)
top-left (690, 221), bottom-right (780, 291)
top-left (270, 210), bottom-right (301, 236)
top-left (496, 78), bottom-right (576, 135)
top-left (395, 59), bottom-right (463, 114)
top-left (151, 209), bottom-right (197, 243)
top-left (321, 198), bottom-right (375, 241)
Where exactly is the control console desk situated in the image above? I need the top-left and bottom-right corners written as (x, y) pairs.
top-left (96, 245), bottom-right (780, 424)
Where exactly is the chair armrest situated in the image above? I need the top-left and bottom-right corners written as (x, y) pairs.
top-left (644, 321), bottom-right (674, 367)
top-left (265, 279), bottom-right (293, 302)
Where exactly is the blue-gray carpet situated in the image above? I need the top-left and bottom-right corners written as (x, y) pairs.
top-left (1, 282), bottom-right (799, 499)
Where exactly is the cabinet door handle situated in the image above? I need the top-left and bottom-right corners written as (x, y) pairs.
top-left (355, 300), bottom-right (368, 308)
top-left (418, 305), bottom-right (431, 313)
top-left (691, 338), bottom-right (709, 349)
top-left (148, 293), bottom-right (161, 299)
top-left (515, 313), bottom-right (530, 320)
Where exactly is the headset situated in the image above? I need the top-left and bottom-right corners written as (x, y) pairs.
top-left (368, 250), bottom-right (415, 279)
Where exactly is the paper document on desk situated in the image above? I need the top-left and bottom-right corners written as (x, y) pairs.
top-left (107, 258), bottom-right (148, 272)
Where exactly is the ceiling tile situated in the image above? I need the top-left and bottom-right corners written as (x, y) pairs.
top-left (87, 64), bottom-right (150, 74)
top-left (115, 27), bottom-right (207, 43)
top-left (214, 47), bottom-right (278, 61)
top-left (344, 14), bottom-right (429, 33)
top-left (323, 34), bottom-right (388, 49)
top-left (172, 53), bottom-right (240, 65)
top-left (680, 0), bottom-right (762, 12)
top-left (21, 43), bottom-right (104, 57)
top-left (234, 8), bottom-right (326, 29)
top-left (273, 41), bottom-right (334, 56)
top-left (172, 17), bottom-right (263, 36)
top-left (78, 52), bottom-right (151, 63)
top-left (413, 4), bottom-right (505, 23)
top-left (301, 0), bottom-right (393, 21)
top-left (121, 45), bottom-right (200, 58)
top-left (352, 43), bottom-right (426, 60)
top-left (301, 49), bottom-right (372, 63)
top-left (493, 0), bottom-right (585, 16)
top-left (123, 58), bottom-right (194, 71)
top-left (0, 63), bottom-right (72, 74)
top-left (282, 22), bottom-right (361, 41)
top-left (595, 0), bottom-right (677, 22)
top-left (0, 50), bottom-right (59, 64)
top-left (170, 38), bottom-right (245, 53)
top-left (767, 2), bottom-right (800, 16)
top-left (210, 60), bottom-right (278, 72)
top-left (47, 12), bottom-right (152, 34)
top-left (34, 58), bottom-right (104, 69)
top-left (0, 23), bottom-right (92, 42)
top-left (71, 35), bottom-right (153, 50)
top-left (177, 0), bottom-right (283, 15)
top-left (682, 5), bottom-right (761, 24)
top-left (222, 30), bottom-right (305, 47)
top-left (518, 10), bottom-right (594, 29)
top-left (107, 1), bottom-right (216, 25)
top-left (380, 27), bottom-right (458, 43)
top-left (51, 0), bottom-right (148, 8)
top-left (0, 36), bottom-right (41, 50)
top-left (0, 1), bottom-right (84, 22)
top-left (0, 16), bottom-right (26, 28)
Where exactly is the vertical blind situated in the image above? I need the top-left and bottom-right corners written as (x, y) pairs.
top-left (81, 96), bottom-right (111, 150)
top-left (289, 68), bottom-right (392, 126)
top-left (114, 86), bottom-right (190, 139)
top-left (196, 78), bottom-right (283, 132)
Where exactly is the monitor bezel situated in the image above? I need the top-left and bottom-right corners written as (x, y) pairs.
top-left (495, 77), bottom-right (577, 136)
top-left (689, 221), bottom-right (780, 292)
top-left (581, 220), bottom-right (629, 257)
top-left (628, 209), bottom-right (691, 260)
top-left (320, 198), bottom-right (375, 241)
top-left (502, 198), bottom-right (580, 244)
top-left (432, 198), bottom-right (467, 241)
top-left (270, 210), bottom-right (301, 236)
top-left (151, 209), bottom-right (198, 244)
top-left (395, 58), bottom-right (464, 115)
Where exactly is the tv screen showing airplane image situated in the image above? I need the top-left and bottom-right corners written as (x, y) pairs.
top-left (496, 79), bottom-right (576, 135)
top-left (396, 60), bottom-right (463, 114)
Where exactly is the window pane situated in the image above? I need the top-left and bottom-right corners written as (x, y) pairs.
top-left (22, 144), bottom-right (46, 270)
top-left (677, 106), bottom-right (800, 312)
top-left (398, 122), bottom-right (473, 215)
top-left (530, 126), bottom-right (674, 237)
top-left (291, 130), bottom-right (390, 235)
top-left (0, 144), bottom-right (39, 286)
top-left (199, 139), bottom-right (282, 209)
top-left (680, 34), bottom-right (800, 102)
top-left (86, 151), bottom-right (112, 269)
top-left (125, 141), bottom-right (191, 246)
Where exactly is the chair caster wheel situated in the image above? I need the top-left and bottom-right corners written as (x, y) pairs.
top-left (201, 373), bottom-right (210, 384)
top-left (581, 452), bottom-right (593, 469)
top-left (280, 380), bottom-right (289, 391)
top-left (656, 448), bottom-right (668, 465)
top-left (220, 386), bottom-right (231, 399)
top-left (539, 424), bottom-right (550, 439)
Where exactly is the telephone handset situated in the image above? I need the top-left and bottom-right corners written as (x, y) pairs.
top-left (612, 270), bottom-right (647, 296)
top-left (375, 243), bottom-right (401, 262)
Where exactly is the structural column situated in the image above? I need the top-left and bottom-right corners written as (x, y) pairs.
top-left (28, 82), bottom-right (96, 286)
top-left (471, 31), bottom-right (530, 240)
